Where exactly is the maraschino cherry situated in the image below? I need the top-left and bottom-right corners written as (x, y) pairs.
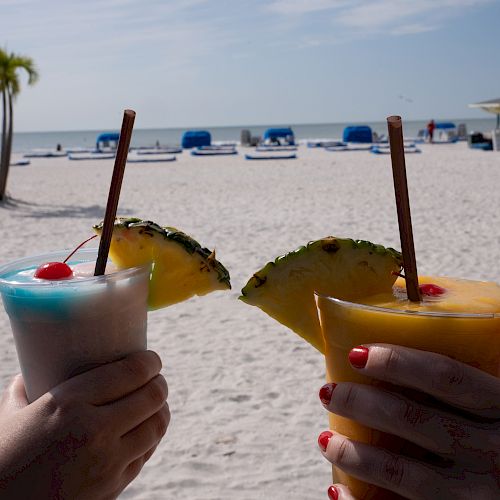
top-left (34, 235), bottom-right (98, 281)
top-left (34, 262), bottom-right (73, 280)
top-left (419, 283), bottom-right (446, 297)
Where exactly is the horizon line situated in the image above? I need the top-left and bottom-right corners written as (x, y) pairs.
top-left (13, 116), bottom-right (494, 135)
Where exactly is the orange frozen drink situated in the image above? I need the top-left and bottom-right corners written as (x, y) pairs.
top-left (317, 275), bottom-right (500, 499)
top-left (241, 237), bottom-right (500, 499)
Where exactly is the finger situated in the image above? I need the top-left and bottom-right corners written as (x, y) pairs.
top-left (143, 444), bottom-right (158, 464)
top-left (121, 404), bottom-right (170, 462)
top-left (108, 444), bottom-right (162, 500)
top-left (121, 443), bottom-right (159, 489)
top-left (104, 375), bottom-right (168, 435)
top-left (351, 344), bottom-right (500, 419)
top-left (319, 382), bottom-right (494, 459)
top-left (328, 484), bottom-right (357, 500)
top-left (122, 454), bottom-right (148, 491)
top-left (318, 430), bottom-right (458, 500)
top-left (0, 374), bottom-right (28, 413)
top-left (55, 351), bottom-right (162, 405)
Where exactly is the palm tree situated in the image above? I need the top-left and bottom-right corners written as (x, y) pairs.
top-left (0, 49), bottom-right (39, 201)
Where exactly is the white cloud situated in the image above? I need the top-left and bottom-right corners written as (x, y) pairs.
top-left (336, 0), bottom-right (493, 30)
top-left (0, 0), bottom-right (234, 69)
top-left (336, 1), bottom-right (429, 29)
top-left (266, 0), bottom-right (350, 15)
top-left (391, 23), bottom-right (437, 36)
top-left (0, 0), bottom-right (30, 4)
top-left (267, 0), bottom-right (495, 38)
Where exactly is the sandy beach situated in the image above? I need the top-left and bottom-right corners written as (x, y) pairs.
top-left (1, 143), bottom-right (500, 499)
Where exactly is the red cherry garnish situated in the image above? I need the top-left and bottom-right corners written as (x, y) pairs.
top-left (33, 234), bottom-right (98, 281)
top-left (34, 262), bottom-right (73, 280)
top-left (419, 283), bottom-right (446, 297)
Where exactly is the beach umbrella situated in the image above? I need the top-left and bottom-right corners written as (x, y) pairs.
top-left (469, 98), bottom-right (500, 128)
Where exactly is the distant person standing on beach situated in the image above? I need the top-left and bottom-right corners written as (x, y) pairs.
top-left (426, 119), bottom-right (436, 143)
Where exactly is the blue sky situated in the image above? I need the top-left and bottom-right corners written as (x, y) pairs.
top-left (1, 0), bottom-right (499, 131)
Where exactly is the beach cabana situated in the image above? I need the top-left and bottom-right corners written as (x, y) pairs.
top-left (181, 130), bottom-right (211, 149)
top-left (435, 122), bottom-right (456, 130)
top-left (96, 132), bottom-right (119, 151)
top-left (469, 98), bottom-right (500, 128)
top-left (342, 126), bottom-right (372, 143)
top-left (262, 128), bottom-right (295, 145)
top-left (434, 122), bottom-right (458, 143)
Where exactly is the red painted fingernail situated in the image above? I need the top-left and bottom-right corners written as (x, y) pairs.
top-left (349, 345), bottom-right (369, 368)
top-left (327, 485), bottom-right (339, 500)
top-left (318, 430), bottom-right (333, 452)
top-left (319, 383), bottom-right (337, 406)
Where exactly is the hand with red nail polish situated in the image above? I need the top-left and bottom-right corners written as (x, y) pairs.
top-left (317, 344), bottom-right (500, 499)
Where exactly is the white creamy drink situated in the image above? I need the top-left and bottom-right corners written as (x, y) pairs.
top-left (0, 248), bottom-right (150, 402)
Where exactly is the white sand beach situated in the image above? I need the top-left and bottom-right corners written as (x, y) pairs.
top-left (1, 143), bottom-right (500, 499)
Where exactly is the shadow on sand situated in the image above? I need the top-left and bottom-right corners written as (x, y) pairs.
top-left (0, 197), bottom-right (134, 219)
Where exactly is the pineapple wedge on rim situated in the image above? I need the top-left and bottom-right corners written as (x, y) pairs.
top-left (93, 217), bottom-right (231, 309)
top-left (240, 237), bottom-right (402, 353)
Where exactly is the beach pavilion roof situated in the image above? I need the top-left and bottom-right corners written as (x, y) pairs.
top-left (469, 98), bottom-right (500, 127)
top-left (469, 98), bottom-right (500, 115)
top-left (469, 97), bottom-right (500, 123)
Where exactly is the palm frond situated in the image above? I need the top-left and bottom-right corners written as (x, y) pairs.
top-left (0, 51), bottom-right (39, 97)
top-left (10, 55), bottom-right (39, 85)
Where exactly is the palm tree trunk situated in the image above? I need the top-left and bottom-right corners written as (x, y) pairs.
top-left (5, 88), bottom-right (14, 172)
top-left (0, 88), bottom-right (9, 201)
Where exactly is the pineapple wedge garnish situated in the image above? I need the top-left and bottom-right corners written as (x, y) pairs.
top-left (240, 237), bottom-right (402, 353)
top-left (94, 217), bottom-right (230, 309)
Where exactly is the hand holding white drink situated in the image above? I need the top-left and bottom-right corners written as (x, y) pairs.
top-left (0, 351), bottom-right (169, 499)
top-left (0, 110), bottom-right (231, 498)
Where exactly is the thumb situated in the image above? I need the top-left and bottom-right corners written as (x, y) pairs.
top-left (0, 374), bottom-right (29, 413)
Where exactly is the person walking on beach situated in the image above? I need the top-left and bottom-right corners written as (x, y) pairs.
top-left (426, 119), bottom-right (436, 143)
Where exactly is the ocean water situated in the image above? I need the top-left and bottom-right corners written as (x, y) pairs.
top-left (11, 118), bottom-right (497, 153)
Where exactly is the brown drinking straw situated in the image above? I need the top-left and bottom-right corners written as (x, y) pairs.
top-left (387, 115), bottom-right (421, 302)
top-left (94, 109), bottom-right (136, 276)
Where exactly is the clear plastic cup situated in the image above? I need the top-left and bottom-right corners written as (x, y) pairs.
top-left (0, 248), bottom-right (150, 402)
top-left (316, 293), bottom-right (500, 500)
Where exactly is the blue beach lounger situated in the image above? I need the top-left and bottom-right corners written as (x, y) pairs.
top-left (69, 152), bottom-right (115, 160)
top-left (255, 145), bottom-right (297, 152)
top-left (127, 155), bottom-right (176, 163)
top-left (371, 145), bottom-right (421, 155)
top-left (191, 148), bottom-right (237, 156)
top-left (245, 153), bottom-right (297, 160)
top-left (136, 148), bottom-right (182, 155)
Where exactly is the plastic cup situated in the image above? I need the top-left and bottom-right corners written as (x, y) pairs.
top-left (316, 293), bottom-right (500, 500)
top-left (0, 248), bottom-right (150, 402)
